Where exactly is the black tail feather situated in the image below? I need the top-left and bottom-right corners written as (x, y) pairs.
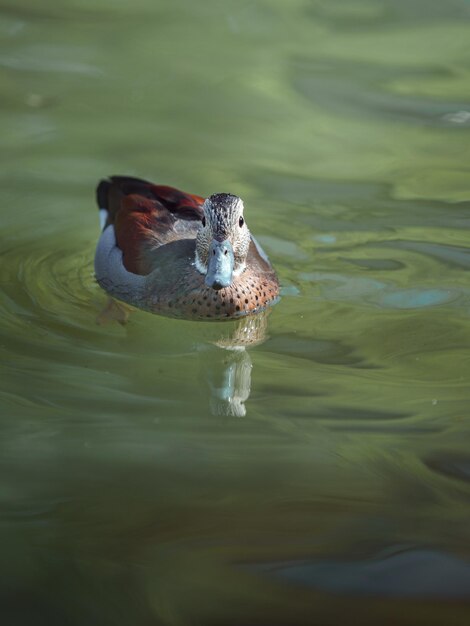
top-left (96, 176), bottom-right (154, 210)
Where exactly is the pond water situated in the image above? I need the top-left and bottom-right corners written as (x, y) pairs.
top-left (1, 1), bottom-right (470, 624)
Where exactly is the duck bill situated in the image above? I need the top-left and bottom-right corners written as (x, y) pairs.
top-left (205, 239), bottom-right (235, 290)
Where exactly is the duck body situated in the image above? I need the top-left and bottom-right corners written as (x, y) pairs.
top-left (94, 176), bottom-right (279, 321)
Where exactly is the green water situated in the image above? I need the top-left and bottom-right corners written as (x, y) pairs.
top-left (2, 1), bottom-right (470, 624)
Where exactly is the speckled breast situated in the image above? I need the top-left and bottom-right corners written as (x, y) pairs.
top-left (154, 270), bottom-right (280, 320)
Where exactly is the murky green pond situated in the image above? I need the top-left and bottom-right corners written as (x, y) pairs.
top-left (2, 1), bottom-right (470, 624)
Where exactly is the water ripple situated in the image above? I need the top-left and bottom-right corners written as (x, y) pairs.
top-left (292, 58), bottom-right (470, 128)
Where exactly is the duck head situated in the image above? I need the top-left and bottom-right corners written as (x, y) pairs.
top-left (195, 193), bottom-right (251, 290)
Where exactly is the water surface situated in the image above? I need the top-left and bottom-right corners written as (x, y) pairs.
top-left (1, 1), bottom-right (470, 624)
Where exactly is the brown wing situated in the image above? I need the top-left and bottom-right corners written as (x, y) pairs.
top-left (96, 176), bottom-right (204, 274)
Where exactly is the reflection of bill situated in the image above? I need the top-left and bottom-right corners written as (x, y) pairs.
top-left (208, 348), bottom-right (252, 417)
top-left (202, 309), bottom-right (271, 417)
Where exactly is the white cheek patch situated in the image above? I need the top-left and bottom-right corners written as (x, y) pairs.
top-left (99, 209), bottom-right (108, 231)
top-left (233, 262), bottom-right (246, 277)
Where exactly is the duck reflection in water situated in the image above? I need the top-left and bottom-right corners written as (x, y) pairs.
top-left (199, 310), bottom-right (271, 417)
top-left (93, 176), bottom-right (279, 416)
top-left (97, 299), bottom-right (272, 417)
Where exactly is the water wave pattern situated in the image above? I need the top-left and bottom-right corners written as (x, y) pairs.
top-left (2, 1), bottom-right (470, 623)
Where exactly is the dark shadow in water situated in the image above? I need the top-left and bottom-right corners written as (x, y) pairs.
top-left (246, 548), bottom-right (470, 599)
top-left (253, 173), bottom-right (470, 233)
top-left (424, 453), bottom-right (470, 483)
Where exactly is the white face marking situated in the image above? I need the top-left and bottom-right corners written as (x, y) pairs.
top-left (232, 261), bottom-right (246, 277)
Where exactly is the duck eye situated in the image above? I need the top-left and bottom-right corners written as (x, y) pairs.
top-left (239, 216), bottom-right (244, 228)
top-left (201, 216), bottom-right (206, 227)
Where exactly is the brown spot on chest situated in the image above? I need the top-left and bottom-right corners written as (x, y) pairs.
top-left (155, 271), bottom-right (278, 320)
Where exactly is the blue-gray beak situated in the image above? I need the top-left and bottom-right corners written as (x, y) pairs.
top-left (205, 239), bottom-right (235, 290)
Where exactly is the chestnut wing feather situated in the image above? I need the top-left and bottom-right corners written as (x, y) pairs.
top-left (96, 176), bottom-right (204, 274)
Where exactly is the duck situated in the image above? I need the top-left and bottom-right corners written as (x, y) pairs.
top-left (94, 176), bottom-right (279, 320)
